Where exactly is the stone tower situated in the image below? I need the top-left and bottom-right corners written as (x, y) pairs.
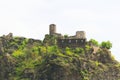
top-left (49, 24), bottom-right (56, 35)
top-left (76, 31), bottom-right (86, 39)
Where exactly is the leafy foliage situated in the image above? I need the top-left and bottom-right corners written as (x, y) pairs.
top-left (43, 34), bottom-right (57, 46)
top-left (89, 39), bottom-right (99, 46)
top-left (12, 50), bottom-right (24, 58)
top-left (74, 47), bottom-right (84, 54)
top-left (101, 41), bottom-right (112, 49)
top-left (64, 34), bottom-right (68, 38)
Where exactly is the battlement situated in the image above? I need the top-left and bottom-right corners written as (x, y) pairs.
top-left (49, 24), bottom-right (87, 48)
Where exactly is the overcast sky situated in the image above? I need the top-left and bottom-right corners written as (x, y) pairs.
top-left (0, 0), bottom-right (120, 61)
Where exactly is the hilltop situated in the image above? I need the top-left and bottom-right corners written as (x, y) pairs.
top-left (0, 32), bottom-right (120, 80)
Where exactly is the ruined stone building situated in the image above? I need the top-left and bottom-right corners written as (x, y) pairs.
top-left (49, 24), bottom-right (62, 37)
top-left (49, 24), bottom-right (87, 48)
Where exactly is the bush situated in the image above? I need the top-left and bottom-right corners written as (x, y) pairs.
top-left (89, 39), bottom-right (99, 46)
top-left (74, 48), bottom-right (84, 54)
top-left (100, 41), bottom-right (112, 49)
top-left (12, 50), bottom-right (24, 58)
top-left (64, 34), bottom-right (68, 38)
top-left (65, 47), bottom-right (73, 56)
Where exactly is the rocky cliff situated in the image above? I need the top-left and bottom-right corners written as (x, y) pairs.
top-left (0, 33), bottom-right (120, 80)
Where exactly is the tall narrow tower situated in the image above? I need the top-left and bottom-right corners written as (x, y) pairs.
top-left (49, 24), bottom-right (56, 35)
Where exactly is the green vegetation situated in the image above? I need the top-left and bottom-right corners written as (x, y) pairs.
top-left (0, 34), bottom-right (119, 80)
top-left (64, 34), bottom-right (68, 38)
top-left (89, 39), bottom-right (112, 49)
top-left (101, 41), bottom-right (112, 49)
top-left (89, 39), bottom-right (99, 46)
top-left (74, 47), bottom-right (84, 54)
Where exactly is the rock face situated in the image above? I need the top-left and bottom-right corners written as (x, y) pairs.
top-left (34, 50), bottom-right (120, 80)
top-left (0, 33), bottom-right (120, 80)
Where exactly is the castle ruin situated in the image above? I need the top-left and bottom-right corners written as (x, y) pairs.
top-left (49, 24), bottom-right (87, 48)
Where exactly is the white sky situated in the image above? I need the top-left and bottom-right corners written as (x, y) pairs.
top-left (0, 0), bottom-right (120, 61)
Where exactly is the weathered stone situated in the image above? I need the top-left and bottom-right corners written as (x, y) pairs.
top-left (49, 24), bottom-right (87, 48)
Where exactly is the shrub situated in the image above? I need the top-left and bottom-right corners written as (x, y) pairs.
top-left (12, 50), bottom-right (24, 58)
top-left (89, 39), bottom-right (99, 46)
top-left (65, 47), bottom-right (73, 56)
top-left (100, 41), bottom-right (112, 49)
top-left (74, 48), bottom-right (84, 54)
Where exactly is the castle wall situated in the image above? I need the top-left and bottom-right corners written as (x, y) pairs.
top-left (48, 24), bottom-right (87, 48)
top-left (57, 38), bottom-right (86, 48)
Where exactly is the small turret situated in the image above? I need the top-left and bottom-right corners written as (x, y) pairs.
top-left (76, 31), bottom-right (86, 39)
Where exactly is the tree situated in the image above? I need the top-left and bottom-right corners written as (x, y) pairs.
top-left (74, 48), bottom-right (84, 54)
top-left (64, 35), bottom-right (68, 38)
top-left (89, 39), bottom-right (99, 46)
top-left (101, 41), bottom-right (112, 49)
top-left (43, 34), bottom-right (57, 46)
